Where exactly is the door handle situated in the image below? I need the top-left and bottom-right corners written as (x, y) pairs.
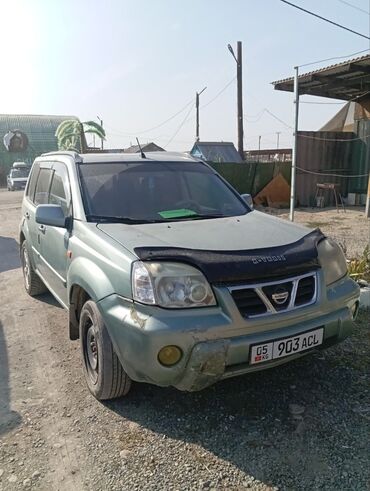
top-left (24, 212), bottom-right (30, 219)
top-left (38, 224), bottom-right (46, 233)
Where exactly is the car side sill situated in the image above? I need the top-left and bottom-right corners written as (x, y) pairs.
top-left (34, 269), bottom-right (69, 311)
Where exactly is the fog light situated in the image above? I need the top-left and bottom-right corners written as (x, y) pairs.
top-left (158, 345), bottom-right (182, 366)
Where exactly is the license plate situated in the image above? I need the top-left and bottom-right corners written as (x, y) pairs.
top-left (250, 328), bottom-right (324, 365)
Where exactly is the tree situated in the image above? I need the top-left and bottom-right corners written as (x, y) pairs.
top-left (55, 120), bottom-right (106, 152)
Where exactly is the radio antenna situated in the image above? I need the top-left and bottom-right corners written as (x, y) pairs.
top-left (136, 138), bottom-right (146, 159)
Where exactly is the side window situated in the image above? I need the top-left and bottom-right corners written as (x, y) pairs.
top-left (49, 163), bottom-right (71, 215)
top-left (26, 163), bottom-right (40, 202)
top-left (34, 169), bottom-right (52, 205)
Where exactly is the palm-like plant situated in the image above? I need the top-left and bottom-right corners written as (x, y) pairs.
top-left (55, 120), bottom-right (106, 152)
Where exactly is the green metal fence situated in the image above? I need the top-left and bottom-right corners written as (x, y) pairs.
top-left (210, 161), bottom-right (291, 196)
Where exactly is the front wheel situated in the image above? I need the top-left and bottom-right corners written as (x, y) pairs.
top-left (21, 241), bottom-right (47, 296)
top-left (79, 300), bottom-right (131, 400)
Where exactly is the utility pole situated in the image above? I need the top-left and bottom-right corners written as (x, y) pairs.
top-left (365, 172), bottom-right (370, 218)
top-left (289, 66), bottom-right (299, 222)
top-left (195, 86), bottom-right (207, 141)
top-left (227, 41), bottom-right (244, 160)
top-left (97, 115), bottom-right (104, 150)
top-left (276, 131), bottom-right (281, 149)
top-left (258, 135), bottom-right (261, 162)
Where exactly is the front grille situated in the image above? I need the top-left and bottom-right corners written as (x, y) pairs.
top-left (231, 288), bottom-right (266, 317)
top-left (229, 272), bottom-right (317, 318)
top-left (295, 275), bottom-right (315, 306)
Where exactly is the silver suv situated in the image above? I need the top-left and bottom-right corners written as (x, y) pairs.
top-left (19, 151), bottom-right (360, 400)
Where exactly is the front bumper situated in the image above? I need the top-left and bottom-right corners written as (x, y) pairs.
top-left (9, 181), bottom-right (27, 189)
top-left (98, 272), bottom-right (360, 392)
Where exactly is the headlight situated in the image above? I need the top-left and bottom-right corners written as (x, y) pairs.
top-left (317, 238), bottom-right (347, 286)
top-left (132, 261), bottom-right (216, 308)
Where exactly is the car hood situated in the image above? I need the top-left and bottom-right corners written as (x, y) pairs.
top-left (97, 210), bottom-right (312, 256)
top-left (10, 177), bottom-right (27, 182)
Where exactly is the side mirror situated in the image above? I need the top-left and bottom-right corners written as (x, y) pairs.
top-left (241, 193), bottom-right (254, 209)
top-left (35, 204), bottom-right (68, 228)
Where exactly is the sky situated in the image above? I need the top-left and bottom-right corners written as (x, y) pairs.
top-left (0, 0), bottom-right (369, 151)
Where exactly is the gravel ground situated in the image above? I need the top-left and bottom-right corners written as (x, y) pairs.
top-left (264, 206), bottom-right (370, 259)
top-left (0, 190), bottom-right (369, 491)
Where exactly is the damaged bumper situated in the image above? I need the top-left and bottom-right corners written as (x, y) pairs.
top-left (97, 273), bottom-right (359, 392)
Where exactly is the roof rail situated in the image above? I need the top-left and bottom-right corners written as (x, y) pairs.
top-left (40, 150), bottom-right (83, 163)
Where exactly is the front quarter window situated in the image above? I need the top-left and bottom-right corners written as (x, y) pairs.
top-left (26, 163), bottom-right (40, 202)
top-left (34, 168), bottom-right (52, 205)
top-left (49, 163), bottom-right (71, 215)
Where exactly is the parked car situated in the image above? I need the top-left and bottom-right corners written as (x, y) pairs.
top-left (7, 162), bottom-right (31, 191)
top-left (19, 151), bottom-right (360, 400)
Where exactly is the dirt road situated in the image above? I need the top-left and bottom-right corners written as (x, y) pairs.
top-left (0, 189), bottom-right (369, 491)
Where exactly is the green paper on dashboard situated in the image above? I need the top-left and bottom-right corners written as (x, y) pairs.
top-left (158, 208), bottom-right (198, 219)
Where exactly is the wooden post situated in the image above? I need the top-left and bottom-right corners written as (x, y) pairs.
top-left (366, 172), bottom-right (370, 218)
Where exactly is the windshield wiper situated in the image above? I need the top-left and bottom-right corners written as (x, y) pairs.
top-left (86, 214), bottom-right (162, 224)
top-left (170, 213), bottom-right (225, 221)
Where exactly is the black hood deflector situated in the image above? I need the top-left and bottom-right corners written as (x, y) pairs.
top-left (134, 229), bottom-right (325, 284)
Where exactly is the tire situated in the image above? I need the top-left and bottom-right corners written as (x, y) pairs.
top-left (79, 300), bottom-right (131, 400)
top-left (20, 241), bottom-right (47, 296)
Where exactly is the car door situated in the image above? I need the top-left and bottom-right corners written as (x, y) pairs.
top-left (23, 163), bottom-right (53, 272)
top-left (37, 161), bottom-right (71, 306)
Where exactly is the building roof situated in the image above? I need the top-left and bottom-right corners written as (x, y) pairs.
top-left (0, 114), bottom-right (79, 182)
top-left (124, 142), bottom-right (165, 153)
top-left (272, 54), bottom-right (370, 100)
top-left (190, 141), bottom-right (242, 163)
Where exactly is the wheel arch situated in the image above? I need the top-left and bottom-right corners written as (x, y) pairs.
top-left (69, 284), bottom-right (91, 340)
top-left (67, 258), bottom-right (116, 340)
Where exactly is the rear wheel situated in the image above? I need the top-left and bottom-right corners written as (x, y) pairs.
top-left (21, 241), bottom-right (47, 296)
top-left (79, 300), bottom-right (131, 400)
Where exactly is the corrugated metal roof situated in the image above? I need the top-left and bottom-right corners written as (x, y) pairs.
top-left (124, 142), bottom-right (165, 153)
top-left (272, 54), bottom-right (370, 100)
top-left (190, 141), bottom-right (242, 163)
top-left (0, 114), bottom-right (79, 184)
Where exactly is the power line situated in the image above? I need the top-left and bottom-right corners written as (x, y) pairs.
top-left (296, 166), bottom-right (368, 178)
top-left (105, 97), bottom-right (194, 136)
top-left (300, 100), bottom-right (346, 104)
top-left (298, 48), bottom-right (369, 68)
top-left (163, 104), bottom-right (194, 148)
top-left (264, 109), bottom-right (293, 128)
top-left (280, 0), bottom-right (370, 40)
top-left (298, 133), bottom-right (370, 142)
top-left (243, 108), bottom-right (293, 128)
top-left (201, 77), bottom-right (236, 109)
top-left (337, 0), bottom-right (369, 14)
top-left (105, 77), bottom-right (236, 141)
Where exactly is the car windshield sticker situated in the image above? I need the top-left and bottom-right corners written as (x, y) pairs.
top-left (158, 209), bottom-right (198, 219)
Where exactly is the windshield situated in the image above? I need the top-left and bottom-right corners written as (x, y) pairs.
top-left (10, 168), bottom-right (30, 178)
top-left (78, 161), bottom-right (249, 223)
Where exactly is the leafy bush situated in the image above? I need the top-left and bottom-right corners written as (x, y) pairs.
top-left (348, 246), bottom-right (370, 282)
